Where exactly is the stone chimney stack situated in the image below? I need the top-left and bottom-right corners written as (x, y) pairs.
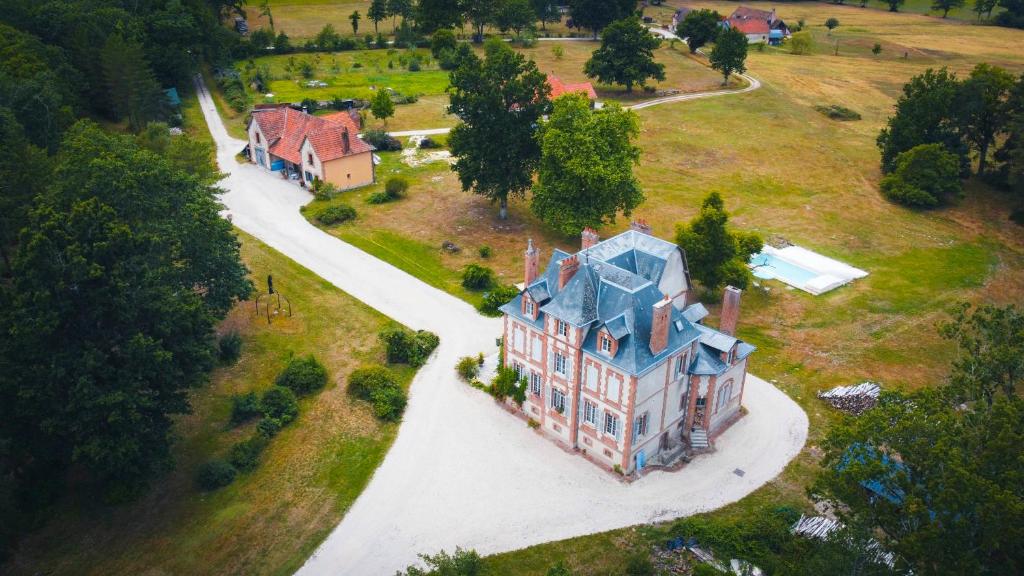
top-left (650, 296), bottom-right (672, 355)
top-left (581, 227), bottom-right (599, 250)
top-left (720, 286), bottom-right (742, 336)
top-left (524, 239), bottom-right (539, 286)
top-left (558, 255), bottom-right (580, 289)
top-left (630, 219), bottom-right (652, 235)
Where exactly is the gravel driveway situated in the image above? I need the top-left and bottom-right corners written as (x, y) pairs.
top-left (194, 76), bottom-right (808, 575)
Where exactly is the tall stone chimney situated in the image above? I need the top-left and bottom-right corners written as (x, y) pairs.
top-left (524, 239), bottom-right (539, 286)
top-left (581, 227), bottom-right (599, 250)
top-left (558, 255), bottom-right (579, 289)
top-left (630, 219), bottom-right (652, 235)
top-left (650, 296), bottom-right (672, 355)
top-left (720, 286), bottom-right (742, 336)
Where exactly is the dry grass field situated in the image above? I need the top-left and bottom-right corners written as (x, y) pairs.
top-left (3, 230), bottom-right (418, 576)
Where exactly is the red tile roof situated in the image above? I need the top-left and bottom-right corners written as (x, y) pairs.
top-left (250, 107), bottom-right (372, 165)
top-left (730, 6), bottom-right (775, 22)
top-left (729, 18), bottom-right (770, 35)
top-left (547, 74), bottom-right (598, 100)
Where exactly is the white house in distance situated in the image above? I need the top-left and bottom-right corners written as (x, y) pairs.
top-left (500, 223), bottom-right (756, 476)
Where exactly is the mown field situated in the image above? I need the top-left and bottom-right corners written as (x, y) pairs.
top-left (3, 108), bottom-right (418, 574)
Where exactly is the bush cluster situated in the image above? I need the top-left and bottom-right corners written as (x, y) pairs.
top-left (195, 459), bottom-right (236, 491)
top-left (368, 177), bottom-right (410, 205)
top-left (814, 104), bottom-right (861, 121)
top-left (317, 204), bottom-right (357, 225)
top-left (276, 355), bottom-right (328, 395)
top-left (229, 391), bottom-right (261, 426)
top-left (228, 435), bottom-right (268, 473)
top-left (880, 143), bottom-right (963, 208)
top-left (348, 365), bottom-right (407, 421)
top-left (260, 385), bottom-right (299, 428)
top-left (214, 69), bottom-right (248, 112)
top-left (456, 356), bottom-right (479, 381)
top-left (379, 325), bottom-right (440, 367)
top-left (218, 331), bottom-right (242, 365)
top-left (490, 367), bottom-right (526, 405)
top-left (461, 264), bottom-right (495, 291)
top-left (478, 285), bottom-right (519, 317)
top-left (363, 129), bottom-right (402, 151)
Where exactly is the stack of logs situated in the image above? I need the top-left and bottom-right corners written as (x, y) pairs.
top-left (817, 382), bottom-right (881, 415)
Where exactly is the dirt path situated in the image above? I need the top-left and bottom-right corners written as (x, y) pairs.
top-left (194, 74), bottom-right (805, 575)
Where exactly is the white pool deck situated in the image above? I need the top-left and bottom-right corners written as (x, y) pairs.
top-left (752, 245), bottom-right (868, 295)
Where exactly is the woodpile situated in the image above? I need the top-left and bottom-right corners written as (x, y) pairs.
top-left (791, 515), bottom-right (897, 569)
top-left (817, 382), bottom-right (881, 415)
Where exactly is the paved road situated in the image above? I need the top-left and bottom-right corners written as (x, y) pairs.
top-left (194, 75), bottom-right (806, 575)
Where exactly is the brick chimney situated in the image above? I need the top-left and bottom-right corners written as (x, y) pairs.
top-left (558, 255), bottom-right (579, 289)
top-left (524, 239), bottom-right (539, 286)
top-left (650, 296), bottom-right (672, 355)
top-left (720, 286), bottom-right (742, 336)
top-left (581, 227), bottom-right (599, 250)
top-left (630, 219), bottom-right (652, 235)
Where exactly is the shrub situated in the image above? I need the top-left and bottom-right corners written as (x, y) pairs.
top-left (880, 143), bottom-right (962, 208)
top-left (461, 264), bottom-right (495, 291)
top-left (317, 204), bottom-right (357, 225)
top-left (789, 30), bottom-right (813, 55)
top-left (552, 45), bottom-right (564, 60)
top-left (419, 136), bottom-right (441, 149)
top-left (348, 365), bottom-right (407, 420)
top-left (408, 58), bottom-right (421, 72)
top-left (228, 435), bottom-right (268, 473)
top-left (692, 564), bottom-right (727, 576)
top-left (256, 417), bottom-right (282, 438)
top-left (218, 331), bottom-right (243, 365)
top-left (431, 29), bottom-right (458, 58)
top-left (260, 386), bottom-right (299, 426)
top-left (196, 459), bottom-right (237, 491)
top-left (229, 391), bottom-right (261, 426)
top-left (276, 355), bottom-right (328, 396)
top-left (477, 285), bottom-right (519, 317)
top-left (379, 325), bottom-right (440, 367)
top-left (385, 176), bottom-right (409, 199)
top-left (376, 33), bottom-right (388, 49)
top-left (456, 356), bottom-right (479, 381)
top-left (366, 191), bottom-right (392, 204)
top-left (490, 366), bottom-right (526, 404)
top-left (363, 129), bottom-right (402, 151)
top-left (478, 245), bottom-right (492, 258)
top-left (814, 104), bottom-right (861, 121)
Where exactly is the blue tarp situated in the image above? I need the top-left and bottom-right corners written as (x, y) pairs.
top-left (837, 444), bottom-right (908, 505)
top-left (164, 87), bottom-right (181, 107)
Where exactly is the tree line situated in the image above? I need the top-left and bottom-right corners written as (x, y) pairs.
top-left (877, 65), bottom-right (1024, 209)
top-left (1, 0), bottom-right (252, 558)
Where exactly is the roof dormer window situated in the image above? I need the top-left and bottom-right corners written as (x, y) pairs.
top-left (525, 297), bottom-right (535, 317)
top-left (600, 335), bottom-right (612, 354)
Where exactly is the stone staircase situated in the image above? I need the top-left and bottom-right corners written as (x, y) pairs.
top-left (689, 428), bottom-right (710, 450)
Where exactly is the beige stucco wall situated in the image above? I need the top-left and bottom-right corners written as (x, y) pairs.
top-left (323, 153), bottom-right (374, 190)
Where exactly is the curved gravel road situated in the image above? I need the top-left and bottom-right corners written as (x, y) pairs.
top-left (194, 72), bottom-right (805, 575)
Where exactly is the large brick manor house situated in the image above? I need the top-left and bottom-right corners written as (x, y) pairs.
top-left (500, 223), bottom-right (755, 475)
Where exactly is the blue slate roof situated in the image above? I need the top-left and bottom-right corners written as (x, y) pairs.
top-left (500, 231), bottom-right (755, 377)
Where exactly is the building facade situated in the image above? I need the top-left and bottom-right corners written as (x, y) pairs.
top-left (499, 224), bottom-right (755, 475)
top-left (247, 106), bottom-right (375, 190)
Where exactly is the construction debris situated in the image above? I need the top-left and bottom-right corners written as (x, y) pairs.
top-left (817, 382), bottom-right (881, 415)
top-left (791, 515), bottom-right (897, 569)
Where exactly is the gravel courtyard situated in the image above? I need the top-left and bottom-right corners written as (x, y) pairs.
top-left (195, 76), bottom-right (808, 575)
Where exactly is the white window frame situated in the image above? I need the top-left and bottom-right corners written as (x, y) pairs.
top-left (556, 320), bottom-right (568, 337)
top-left (530, 371), bottom-right (542, 396)
top-left (583, 400), bottom-right (597, 424)
top-left (636, 412), bottom-right (649, 438)
top-left (554, 352), bottom-right (567, 375)
top-left (525, 298), bottom-right (535, 316)
top-left (551, 387), bottom-right (566, 412)
top-left (604, 412), bottom-right (619, 436)
top-left (512, 362), bottom-right (524, 380)
top-left (600, 336), bottom-right (612, 354)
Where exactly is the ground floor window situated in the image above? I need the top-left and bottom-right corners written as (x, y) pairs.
top-left (551, 387), bottom-right (566, 413)
top-left (530, 371), bottom-right (542, 396)
top-left (583, 400), bottom-right (597, 424)
top-left (304, 171), bottom-right (313, 183)
top-left (512, 362), bottom-right (524, 381)
top-left (604, 412), bottom-right (619, 437)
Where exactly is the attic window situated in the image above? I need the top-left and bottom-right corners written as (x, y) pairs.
top-left (255, 132), bottom-right (261, 144)
top-left (525, 297), bottom-right (535, 316)
top-left (308, 153), bottom-right (314, 165)
top-left (674, 320), bottom-right (684, 332)
top-left (600, 336), bottom-right (612, 354)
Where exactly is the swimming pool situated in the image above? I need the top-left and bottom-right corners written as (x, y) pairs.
top-left (750, 252), bottom-right (819, 285)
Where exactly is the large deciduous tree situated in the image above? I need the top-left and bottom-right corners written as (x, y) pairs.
top-left (417, 0), bottom-right (463, 33)
top-left (369, 0), bottom-right (388, 33)
top-left (0, 121), bottom-right (252, 499)
top-left (932, 0), bottom-right (966, 17)
top-left (495, 0), bottom-right (537, 37)
top-left (877, 68), bottom-right (966, 174)
top-left (708, 26), bottom-right (748, 85)
top-left (531, 94), bottom-right (643, 234)
top-left (0, 109), bottom-right (49, 276)
top-left (675, 192), bottom-right (763, 294)
top-left (531, 0), bottom-right (561, 30)
top-left (465, 0), bottom-right (502, 41)
top-left (677, 9), bottom-right (722, 54)
top-left (568, 0), bottom-right (636, 37)
top-left (957, 63), bottom-right (1015, 175)
top-left (584, 16), bottom-right (665, 93)
top-left (447, 38), bottom-right (549, 219)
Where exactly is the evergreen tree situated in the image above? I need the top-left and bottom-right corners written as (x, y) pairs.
top-left (675, 192), bottom-right (762, 293)
top-left (532, 94), bottom-right (643, 234)
top-left (447, 38), bottom-right (549, 219)
top-left (101, 34), bottom-right (164, 131)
